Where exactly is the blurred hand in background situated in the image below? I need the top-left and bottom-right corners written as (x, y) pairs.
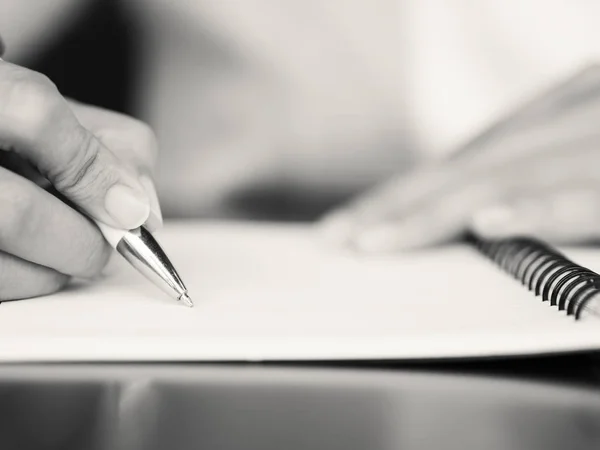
top-left (322, 64), bottom-right (600, 251)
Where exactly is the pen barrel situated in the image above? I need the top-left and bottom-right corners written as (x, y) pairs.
top-left (116, 226), bottom-right (188, 300)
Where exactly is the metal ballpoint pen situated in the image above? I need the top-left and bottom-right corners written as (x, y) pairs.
top-left (0, 37), bottom-right (193, 307)
top-left (97, 223), bottom-right (194, 308)
top-left (120, 227), bottom-right (194, 307)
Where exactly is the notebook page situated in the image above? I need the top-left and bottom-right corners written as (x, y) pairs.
top-left (0, 221), bottom-right (598, 362)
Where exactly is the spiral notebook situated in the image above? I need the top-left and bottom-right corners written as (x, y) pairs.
top-left (0, 222), bottom-right (599, 362)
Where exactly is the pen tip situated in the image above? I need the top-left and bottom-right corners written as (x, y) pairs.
top-left (180, 293), bottom-right (194, 308)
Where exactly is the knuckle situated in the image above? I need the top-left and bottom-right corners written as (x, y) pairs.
top-left (1, 67), bottom-right (62, 135)
top-left (0, 183), bottom-right (35, 243)
top-left (52, 129), bottom-right (118, 202)
top-left (21, 70), bottom-right (57, 94)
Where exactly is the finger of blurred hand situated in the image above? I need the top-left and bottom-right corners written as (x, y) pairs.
top-left (320, 164), bottom-right (456, 247)
top-left (323, 143), bottom-right (600, 252)
top-left (0, 61), bottom-right (150, 229)
top-left (322, 91), bottom-right (600, 242)
top-left (0, 251), bottom-right (69, 301)
top-left (0, 166), bottom-right (111, 279)
top-left (331, 158), bottom-right (536, 253)
top-left (348, 179), bottom-right (487, 252)
top-left (470, 189), bottom-right (600, 244)
top-left (67, 100), bottom-right (163, 231)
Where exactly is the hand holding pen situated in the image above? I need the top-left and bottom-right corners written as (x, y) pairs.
top-left (0, 36), bottom-right (192, 305)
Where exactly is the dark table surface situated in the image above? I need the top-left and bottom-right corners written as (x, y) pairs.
top-left (1, 353), bottom-right (600, 450)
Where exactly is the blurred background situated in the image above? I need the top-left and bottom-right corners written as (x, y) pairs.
top-left (2, 0), bottom-right (600, 221)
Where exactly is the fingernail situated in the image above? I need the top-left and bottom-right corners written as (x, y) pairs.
top-left (105, 184), bottom-right (150, 229)
top-left (139, 175), bottom-right (163, 232)
top-left (353, 216), bottom-right (436, 253)
top-left (354, 224), bottom-right (401, 253)
top-left (319, 211), bottom-right (355, 246)
top-left (355, 221), bottom-right (431, 253)
top-left (470, 204), bottom-right (515, 237)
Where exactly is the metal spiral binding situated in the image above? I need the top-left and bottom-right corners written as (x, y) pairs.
top-left (467, 235), bottom-right (600, 320)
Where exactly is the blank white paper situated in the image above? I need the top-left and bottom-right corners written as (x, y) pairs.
top-left (0, 221), bottom-right (599, 362)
